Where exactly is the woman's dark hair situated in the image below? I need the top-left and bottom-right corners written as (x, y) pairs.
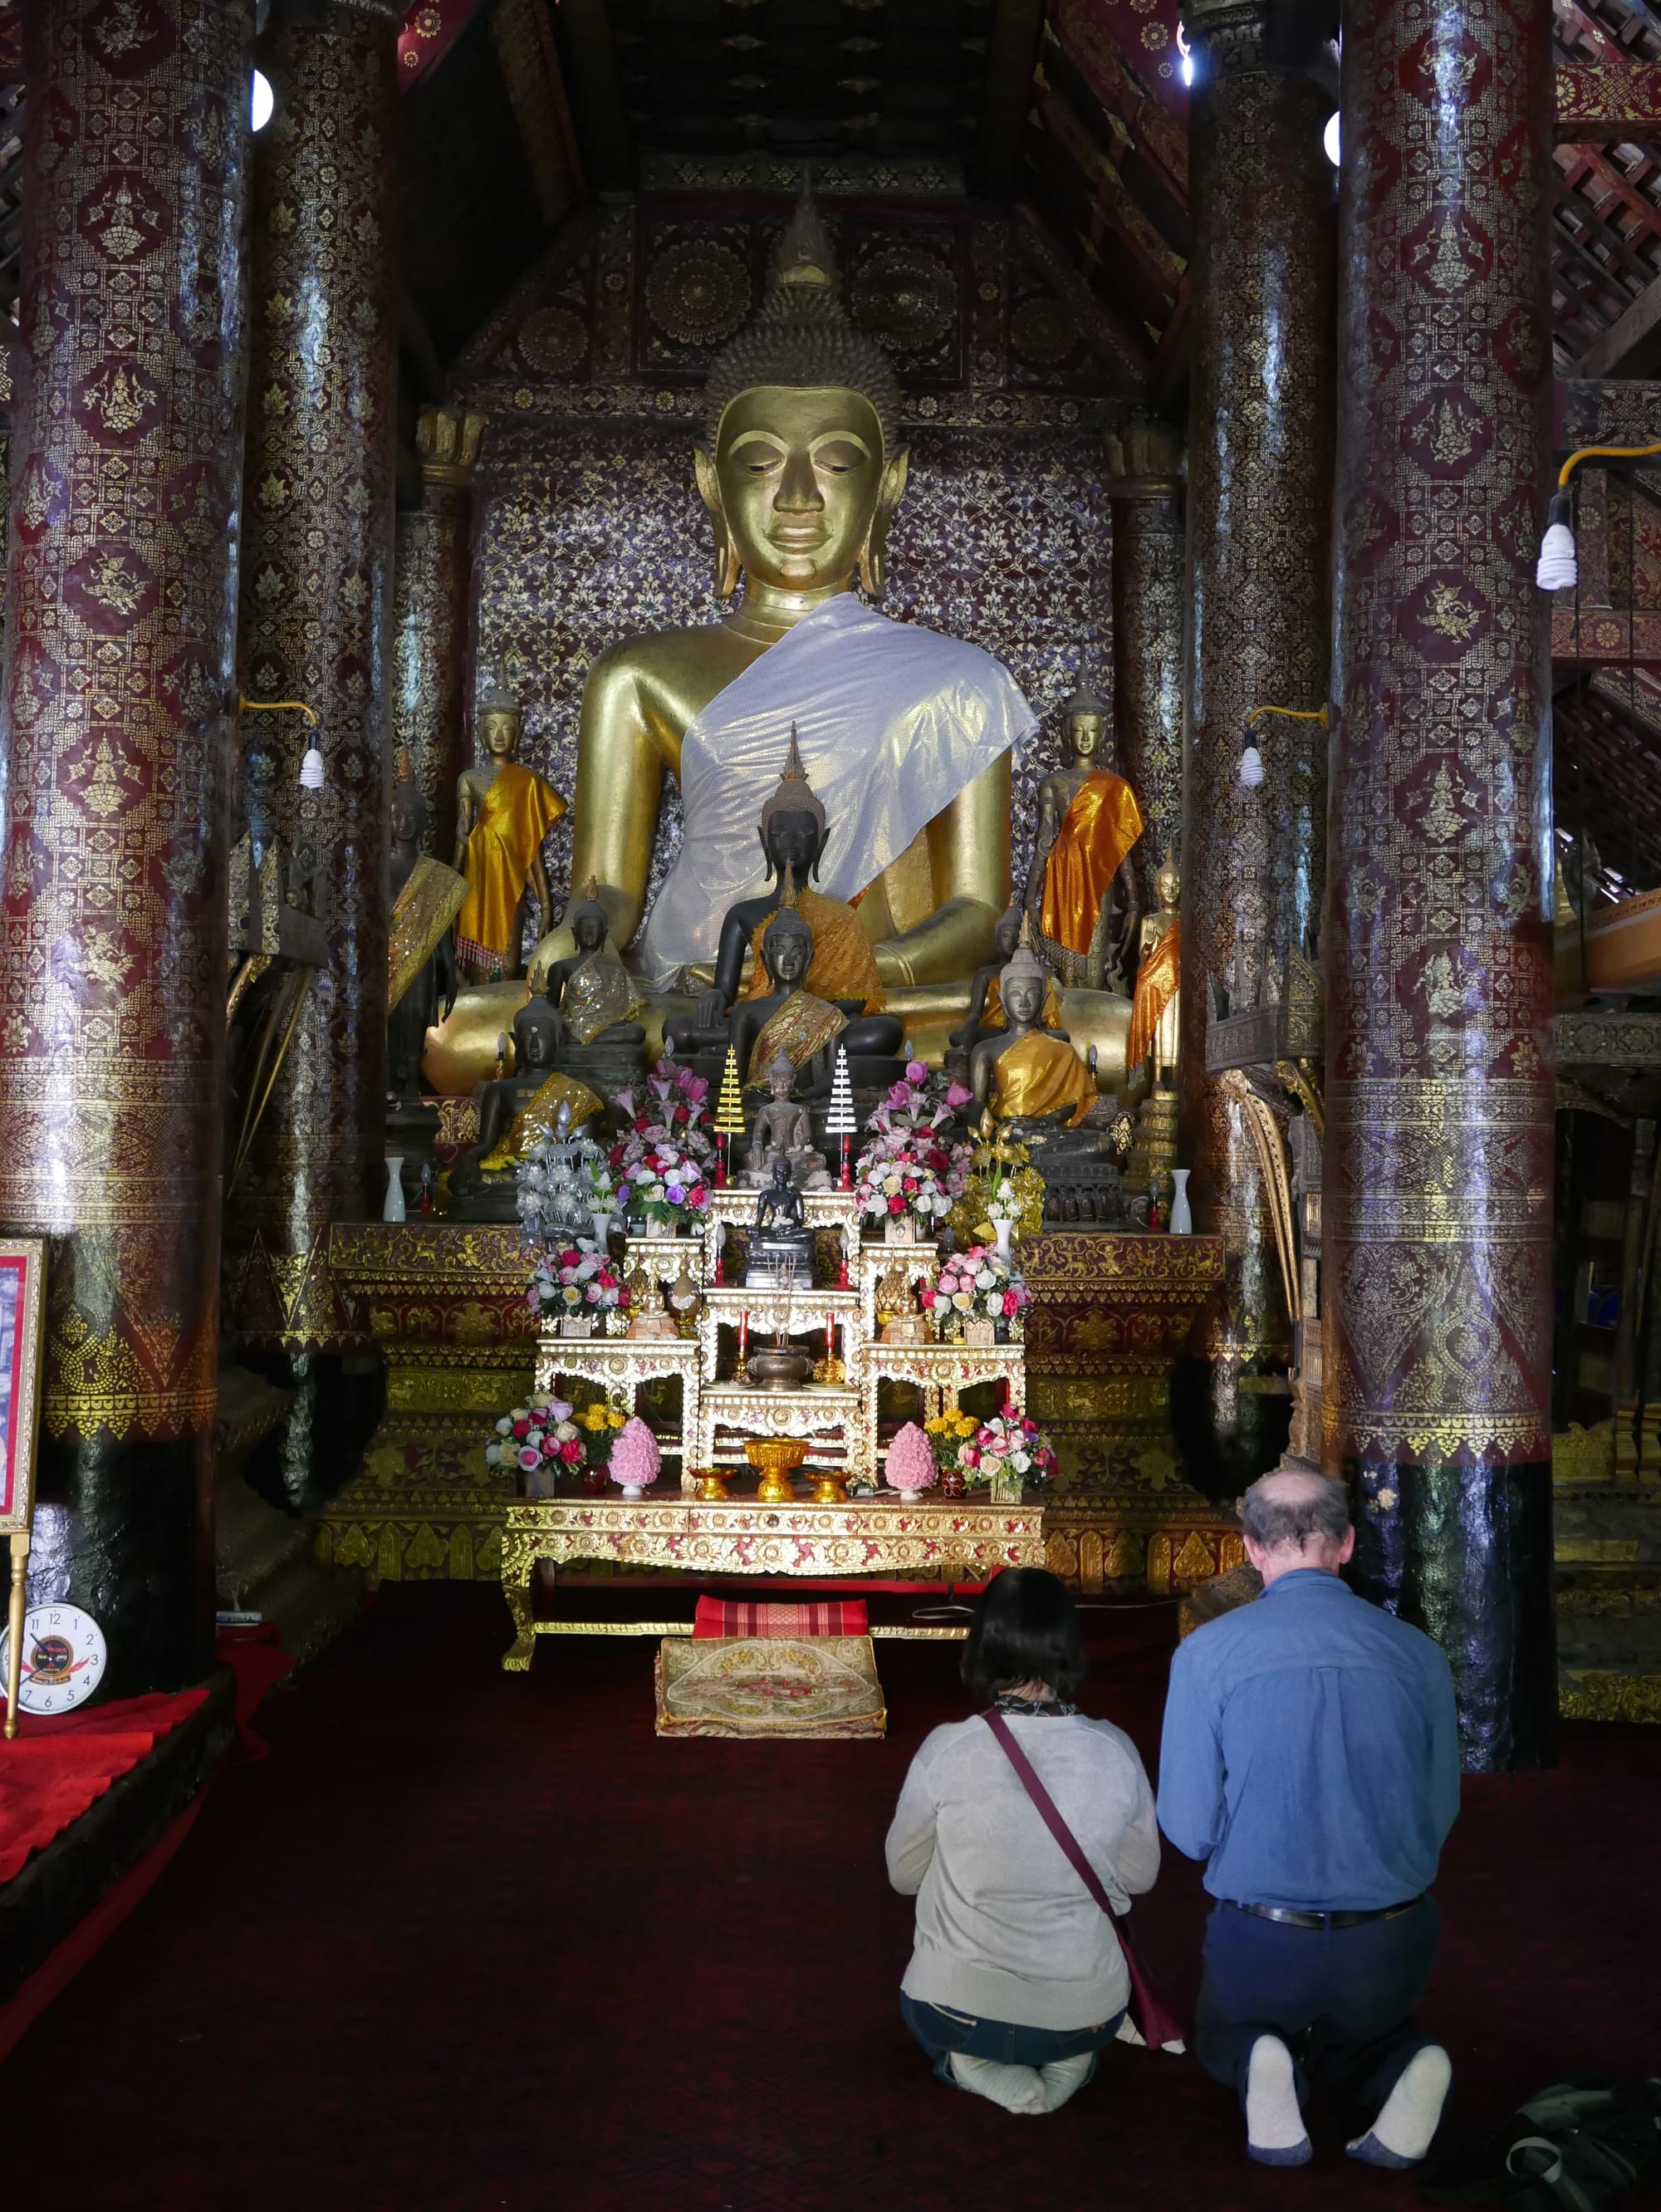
top-left (961, 1568), bottom-right (1086, 1703)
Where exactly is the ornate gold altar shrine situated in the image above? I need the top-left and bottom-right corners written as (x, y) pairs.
top-left (314, 1209), bottom-right (1236, 1596)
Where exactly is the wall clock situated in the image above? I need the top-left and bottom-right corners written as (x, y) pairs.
top-left (0, 1604), bottom-right (108, 1718)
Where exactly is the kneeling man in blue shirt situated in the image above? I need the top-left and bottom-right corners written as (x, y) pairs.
top-left (1158, 1470), bottom-right (1460, 2170)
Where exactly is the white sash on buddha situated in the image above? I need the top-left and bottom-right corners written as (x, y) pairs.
top-left (635, 594), bottom-right (1034, 986)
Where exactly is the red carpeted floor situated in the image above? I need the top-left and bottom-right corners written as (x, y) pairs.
top-left (0, 1583), bottom-right (1655, 2212)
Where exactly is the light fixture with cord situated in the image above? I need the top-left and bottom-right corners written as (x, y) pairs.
top-left (1537, 440), bottom-right (1661, 591)
top-left (1240, 701), bottom-right (1330, 788)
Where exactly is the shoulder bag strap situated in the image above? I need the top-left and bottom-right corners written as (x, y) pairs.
top-left (983, 1708), bottom-right (1117, 1912)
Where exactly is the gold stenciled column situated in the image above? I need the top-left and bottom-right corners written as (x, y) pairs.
top-left (1104, 410), bottom-right (1184, 910)
top-left (1179, 0), bottom-right (1336, 1445)
top-left (392, 405), bottom-right (486, 861)
top-left (0, 0), bottom-right (253, 1690)
top-left (227, 0), bottom-right (401, 1493)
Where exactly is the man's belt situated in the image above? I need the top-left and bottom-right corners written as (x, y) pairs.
top-left (1224, 1896), bottom-right (1424, 1930)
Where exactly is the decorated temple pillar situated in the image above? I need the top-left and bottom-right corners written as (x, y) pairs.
top-left (1325, 0), bottom-right (1556, 1768)
top-left (1103, 411), bottom-right (1184, 910)
top-left (1179, 0), bottom-right (1336, 1435)
top-left (392, 405), bottom-right (486, 862)
top-left (0, 0), bottom-right (253, 1691)
top-left (226, 0), bottom-right (401, 1494)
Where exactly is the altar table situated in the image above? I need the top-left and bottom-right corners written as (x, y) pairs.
top-left (500, 1487), bottom-right (1046, 1670)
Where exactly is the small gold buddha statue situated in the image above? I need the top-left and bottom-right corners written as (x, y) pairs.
top-left (529, 179), bottom-right (1031, 1001)
top-left (454, 692), bottom-right (567, 983)
top-left (386, 753), bottom-right (465, 1106)
top-left (670, 866), bottom-right (902, 1091)
top-left (1023, 683), bottom-right (1144, 993)
top-left (695, 727), bottom-right (885, 1027)
top-left (969, 938), bottom-right (1095, 1130)
top-left (448, 998), bottom-right (602, 1221)
top-left (742, 1051), bottom-right (830, 1189)
top-left (1127, 849), bottom-right (1181, 1084)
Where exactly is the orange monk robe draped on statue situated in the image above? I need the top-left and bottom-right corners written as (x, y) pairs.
top-left (456, 763), bottom-right (566, 978)
top-left (1126, 919), bottom-right (1180, 1070)
top-left (743, 886), bottom-right (886, 1013)
top-left (1040, 771), bottom-right (1144, 959)
top-left (990, 1031), bottom-right (1095, 1127)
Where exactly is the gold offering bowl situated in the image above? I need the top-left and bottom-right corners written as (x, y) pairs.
top-left (745, 1436), bottom-right (810, 1503)
top-left (694, 1469), bottom-right (732, 1500)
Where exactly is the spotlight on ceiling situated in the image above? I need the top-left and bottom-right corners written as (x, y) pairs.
top-left (1323, 110), bottom-right (1340, 167)
top-left (251, 69), bottom-right (274, 133)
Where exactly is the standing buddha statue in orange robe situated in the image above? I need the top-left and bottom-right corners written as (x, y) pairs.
top-left (453, 694), bottom-right (567, 981)
top-left (1126, 850), bottom-right (1181, 1081)
top-left (1022, 684), bottom-right (1144, 993)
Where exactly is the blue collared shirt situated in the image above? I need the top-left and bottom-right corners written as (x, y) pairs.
top-left (1156, 1569), bottom-right (1461, 1912)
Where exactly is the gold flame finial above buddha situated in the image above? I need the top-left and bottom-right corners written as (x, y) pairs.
top-left (761, 724), bottom-right (827, 841)
top-left (703, 174), bottom-right (901, 455)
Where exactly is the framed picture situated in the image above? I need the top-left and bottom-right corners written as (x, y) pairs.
top-left (0, 1237), bottom-right (47, 1539)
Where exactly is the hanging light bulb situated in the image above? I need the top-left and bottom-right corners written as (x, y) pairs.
top-left (1239, 743), bottom-right (1265, 789)
top-left (1323, 110), bottom-right (1340, 167)
top-left (299, 746), bottom-right (325, 790)
top-left (1536, 489), bottom-right (1576, 591)
top-left (251, 69), bottom-right (274, 133)
top-left (1177, 22), bottom-right (1193, 86)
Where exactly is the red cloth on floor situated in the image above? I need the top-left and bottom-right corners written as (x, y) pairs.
top-left (0, 1689), bottom-right (208, 1886)
top-left (693, 1596), bottom-right (870, 1639)
top-left (214, 1626), bottom-right (295, 1759)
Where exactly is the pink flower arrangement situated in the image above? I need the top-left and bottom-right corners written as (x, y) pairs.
top-left (609, 1415), bottom-right (662, 1497)
top-left (920, 1247), bottom-right (1031, 1332)
top-left (855, 1064), bottom-right (973, 1230)
top-left (528, 1246), bottom-right (630, 1323)
top-left (610, 1058), bottom-right (715, 1228)
top-left (884, 1421), bottom-right (938, 1493)
top-left (485, 1393), bottom-right (583, 1496)
top-left (959, 1412), bottom-right (1056, 1489)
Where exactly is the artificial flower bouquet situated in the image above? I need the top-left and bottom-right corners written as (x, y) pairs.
top-left (610, 1057), bottom-right (714, 1230)
top-left (924, 1407), bottom-right (980, 1484)
top-left (854, 1060), bottom-right (973, 1233)
top-left (959, 1411), bottom-right (1057, 1494)
top-left (579, 1395), bottom-right (629, 1469)
top-left (527, 1244), bottom-right (631, 1330)
top-left (884, 1421), bottom-right (938, 1493)
top-left (486, 1393), bottom-right (584, 1495)
top-left (920, 1245), bottom-right (1031, 1339)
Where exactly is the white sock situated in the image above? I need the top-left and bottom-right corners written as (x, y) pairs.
top-left (948, 2052), bottom-right (1048, 2114)
top-left (1037, 2053), bottom-right (1095, 2112)
top-left (1245, 2035), bottom-right (1309, 2153)
top-left (1352, 2044), bottom-right (1452, 2165)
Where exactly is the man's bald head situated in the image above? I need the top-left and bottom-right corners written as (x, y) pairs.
top-left (1237, 1471), bottom-right (1353, 1582)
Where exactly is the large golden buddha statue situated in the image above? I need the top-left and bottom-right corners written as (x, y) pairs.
top-left (527, 184), bottom-right (1029, 1002)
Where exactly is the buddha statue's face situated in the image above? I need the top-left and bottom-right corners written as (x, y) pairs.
top-left (571, 909), bottom-right (606, 955)
top-left (993, 910), bottom-right (1022, 964)
top-left (765, 927), bottom-right (811, 990)
top-left (767, 1066), bottom-right (791, 1101)
top-left (1002, 975), bottom-right (1045, 1029)
top-left (1156, 859), bottom-right (1180, 910)
top-left (517, 1012), bottom-right (556, 1071)
top-left (699, 387), bottom-right (907, 596)
top-left (1068, 714), bottom-right (1105, 765)
top-left (390, 785), bottom-right (423, 847)
top-left (762, 806), bottom-right (823, 883)
top-left (480, 710), bottom-right (521, 763)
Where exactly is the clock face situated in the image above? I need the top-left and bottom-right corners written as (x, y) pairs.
top-left (0, 1605), bottom-right (109, 1717)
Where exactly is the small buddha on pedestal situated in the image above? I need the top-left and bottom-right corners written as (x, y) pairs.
top-left (742, 1052), bottom-right (830, 1189)
top-left (969, 938), bottom-right (1095, 1131)
top-left (1023, 684), bottom-right (1144, 993)
top-left (746, 1154), bottom-right (816, 1292)
top-left (669, 866), bottom-right (902, 1092)
top-left (453, 692), bottom-right (567, 983)
top-left (541, 876), bottom-right (647, 1091)
top-left (449, 998), bottom-right (602, 1222)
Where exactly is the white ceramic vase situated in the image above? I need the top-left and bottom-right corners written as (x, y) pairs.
top-left (383, 1156), bottom-right (406, 1224)
top-left (1169, 1168), bottom-right (1193, 1236)
top-left (991, 1214), bottom-right (1016, 1263)
top-left (589, 1211), bottom-right (614, 1252)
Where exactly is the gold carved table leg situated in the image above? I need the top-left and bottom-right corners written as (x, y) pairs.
top-left (501, 1532), bottom-right (538, 1672)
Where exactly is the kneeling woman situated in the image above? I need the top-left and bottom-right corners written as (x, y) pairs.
top-left (884, 1568), bottom-right (1159, 2116)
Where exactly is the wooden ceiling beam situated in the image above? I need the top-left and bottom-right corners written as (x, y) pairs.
top-left (555, 0), bottom-right (634, 194)
top-left (978, 0), bottom-right (1048, 199)
top-left (1577, 267), bottom-right (1661, 374)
